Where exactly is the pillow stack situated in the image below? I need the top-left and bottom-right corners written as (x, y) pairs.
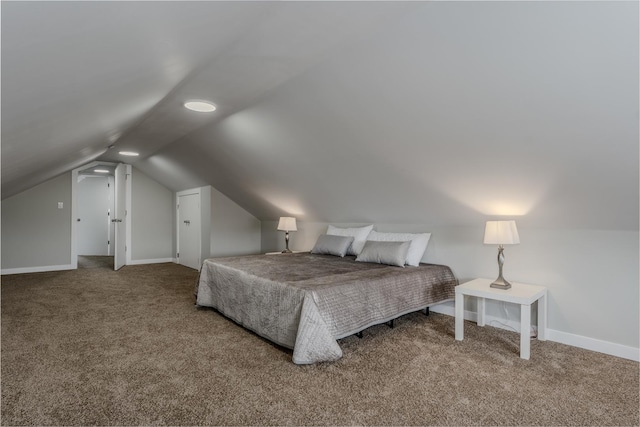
top-left (309, 224), bottom-right (431, 268)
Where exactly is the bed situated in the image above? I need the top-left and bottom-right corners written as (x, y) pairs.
top-left (195, 252), bottom-right (457, 364)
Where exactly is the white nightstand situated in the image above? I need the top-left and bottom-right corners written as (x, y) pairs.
top-left (455, 278), bottom-right (547, 360)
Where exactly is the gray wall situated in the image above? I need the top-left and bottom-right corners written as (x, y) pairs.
top-left (210, 187), bottom-right (261, 257)
top-left (1, 173), bottom-right (72, 270)
top-left (261, 221), bottom-right (639, 350)
top-left (130, 168), bottom-right (174, 261)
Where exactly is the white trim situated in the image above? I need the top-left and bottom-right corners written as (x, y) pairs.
top-left (71, 168), bottom-right (79, 270)
top-left (545, 329), bottom-right (640, 362)
top-left (1, 258), bottom-right (178, 274)
top-left (430, 303), bottom-right (639, 362)
top-left (125, 164), bottom-right (132, 265)
top-left (128, 258), bottom-right (176, 265)
top-left (1, 264), bottom-right (74, 275)
top-left (432, 303), bottom-right (471, 319)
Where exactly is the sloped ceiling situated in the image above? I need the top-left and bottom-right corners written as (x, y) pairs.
top-left (2, 2), bottom-right (638, 230)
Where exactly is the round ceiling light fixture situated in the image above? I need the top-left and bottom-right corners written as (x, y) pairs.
top-left (119, 151), bottom-right (139, 157)
top-left (184, 100), bottom-right (216, 113)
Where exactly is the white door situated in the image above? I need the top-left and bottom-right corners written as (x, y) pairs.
top-left (178, 193), bottom-right (201, 270)
top-left (77, 176), bottom-right (110, 255)
top-left (107, 175), bottom-right (116, 255)
top-left (114, 164), bottom-right (128, 270)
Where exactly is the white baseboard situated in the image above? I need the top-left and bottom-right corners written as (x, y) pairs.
top-left (1, 264), bottom-right (74, 275)
top-left (1, 259), bottom-right (177, 274)
top-left (545, 329), bottom-right (639, 362)
top-left (430, 303), bottom-right (639, 362)
top-left (128, 258), bottom-right (176, 265)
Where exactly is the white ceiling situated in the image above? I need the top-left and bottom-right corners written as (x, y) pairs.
top-left (2, 1), bottom-right (638, 230)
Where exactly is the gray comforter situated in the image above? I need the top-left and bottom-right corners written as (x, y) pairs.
top-left (196, 253), bottom-right (457, 364)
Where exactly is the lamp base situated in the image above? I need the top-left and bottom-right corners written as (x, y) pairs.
top-left (281, 231), bottom-right (292, 253)
top-left (490, 276), bottom-right (512, 290)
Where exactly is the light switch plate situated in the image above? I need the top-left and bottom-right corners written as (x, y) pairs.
top-left (58, 202), bottom-right (63, 209)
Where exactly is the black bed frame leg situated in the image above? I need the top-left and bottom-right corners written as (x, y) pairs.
top-left (424, 307), bottom-right (430, 316)
top-left (386, 319), bottom-right (395, 329)
top-left (355, 331), bottom-right (363, 339)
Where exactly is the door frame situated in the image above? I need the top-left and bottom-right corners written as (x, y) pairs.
top-left (71, 161), bottom-right (131, 269)
top-left (176, 190), bottom-right (201, 269)
top-left (114, 163), bottom-right (132, 270)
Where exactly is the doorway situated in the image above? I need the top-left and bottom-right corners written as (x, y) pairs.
top-left (71, 162), bottom-right (130, 271)
top-left (76, 174), bottom-right (114, 256)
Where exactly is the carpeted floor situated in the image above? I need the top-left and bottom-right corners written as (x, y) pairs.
top-left (1, 259), bottom-right (638, 426)
top-left (77, 255), bottom-right (114, 270)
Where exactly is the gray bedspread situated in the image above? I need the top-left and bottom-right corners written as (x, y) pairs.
top-left (196, 253), bottom-right (457, 364)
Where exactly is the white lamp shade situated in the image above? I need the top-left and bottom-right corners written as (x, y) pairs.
top-left (484, 220), bottom-right (520, 245)
top-left (277, 217), bottom-right (297, 232)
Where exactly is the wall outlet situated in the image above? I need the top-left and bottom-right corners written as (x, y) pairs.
top-left (57, 202), bottom-right (64, 209)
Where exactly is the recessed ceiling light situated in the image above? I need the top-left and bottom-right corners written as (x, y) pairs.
top-left (184, 100), bottom-right (216, 113)
top-left (119, 151), bottom-right (139, 156)
top-left (94, 169), bottom-right (109, 173)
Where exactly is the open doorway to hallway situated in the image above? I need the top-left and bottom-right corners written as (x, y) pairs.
top-left (75, 164), bottom-right (115, 267)
top-left (72, 161), bottom-right (130, 272)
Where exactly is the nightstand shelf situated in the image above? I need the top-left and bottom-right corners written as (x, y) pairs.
top-left (455, 278), bottom-right (547, 360)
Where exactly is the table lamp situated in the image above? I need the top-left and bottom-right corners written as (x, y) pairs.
top-left (484, 220), bottom-right (520, 289)
top-left (277, 217), bottom-right (297, 253)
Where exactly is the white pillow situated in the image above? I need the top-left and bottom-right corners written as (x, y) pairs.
top-left (326, 224), bottom-right (373, 256)
top-left (367, 231), bottom-right (431, 266)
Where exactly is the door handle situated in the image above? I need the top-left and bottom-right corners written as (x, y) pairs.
top-left (111, 219), bottom-right (123, 223)
top-left (184, 220), bottom-right (191, 225)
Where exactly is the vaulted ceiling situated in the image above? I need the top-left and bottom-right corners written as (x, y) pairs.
top-left (2, 1), bottom-right (638, 230)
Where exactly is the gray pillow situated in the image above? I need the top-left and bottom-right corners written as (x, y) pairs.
top-left (355, 240), bottom-right (411, 267)
top-left (310, 234), bottom-right (355, 257)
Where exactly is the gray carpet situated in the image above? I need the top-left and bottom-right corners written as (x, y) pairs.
top-left (1, 259), bottom-right (638, 426)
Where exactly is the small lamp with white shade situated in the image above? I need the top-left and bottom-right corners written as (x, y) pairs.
top-left (277, 217), bottom-right (297, 253)
top-left (484, 220), bottom-right (520, 289)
